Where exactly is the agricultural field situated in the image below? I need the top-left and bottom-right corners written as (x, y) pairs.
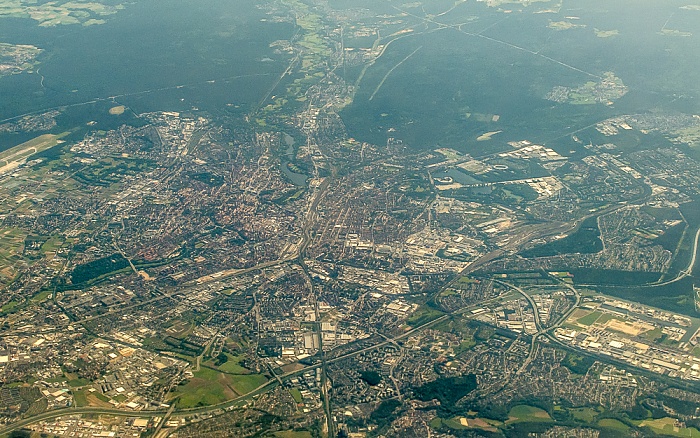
top-left (506, 405), bottom-right (553, 424)
top-left (635, 417), bottom-right (700, 438)
top-left (0, 0), bottom-right (125, 26)
top-left (0, 228), bottom-right (25, 283)
top-left (598, 418), bottom-right (630, 434)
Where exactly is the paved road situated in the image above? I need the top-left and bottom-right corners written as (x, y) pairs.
top-left (494, 280), bottom-right (544, 375)
top-left (0, 278), bottom-right (565, 436)
top-left (152, 402), bottom-right (177, 437)
top-left (0, 299), bottom-right (453, 436)
top-left (575, 225), bottom-right (700, 290)
top-left (495, 276), bottom-right (581, 375)
top-left (686, 226), bottom-right (700, 277)
top-left (2, 256), bottom-right (296, 338)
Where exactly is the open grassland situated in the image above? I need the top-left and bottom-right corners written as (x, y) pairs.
top-left (570, 407), bottom-right (600, 422)
top-left (213, 354), bottom-right (249, 374)
top-left (598, 418), bottom-right (630, 433)
top-left (172, 368), bottom-right (236, 409)
top-left (506, 405), bottom-right (552, 424)
top-left (171, 367), bottom-right (267, 408)
top-left (274, 431), bottom-right (312, 438)
top-left (636, 418), bottom-right (700, 437)
top-left (229, 374), bottom-right (267, 394)
top-left (0, 228), bottom-right (25, 283)
top-left (290, 388), bottom-right (302, 403)
top-left (576, 311), bottom-right (602, 326)
top-left (406, 305), bottom-right (444, 327)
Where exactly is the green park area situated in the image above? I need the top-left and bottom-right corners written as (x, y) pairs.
top-left (598, 418), bottom-right (630, 433)
top-left (506, 405), bottom-right (553, 424)
top-left (171, 367), bottom-right (267, 409)
top-left (274, 431), bottom-right (313, 438)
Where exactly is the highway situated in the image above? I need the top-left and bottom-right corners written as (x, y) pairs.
top-left (0, 308), bottom-right (454, 436)
top-left (0, 286), bottom-right (508, 436)
top-left (494, 280), bottom-right (544, 375)
top-left (0, 142), bottom-right (672, 436)
top-left (574, 224), bottom-right (700, 290)
top-left (152, 402), bottom-right (177, 438)
top-left (495, 276), bottom-right (581, 375)
top-left (686, 226), bottom-right (700, 277)
top-left (0, 247), bottom-right (600, 437)
top-left (0, 180), bottom-right (336, 434)
top-left (2, 256), bottom-right (297, 338)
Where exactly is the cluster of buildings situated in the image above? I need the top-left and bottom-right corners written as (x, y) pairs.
top-left (475, 298), bottom-right (538, 335)
top-left (29, 416), bottom-right (153, 438)
top-left (556, 300), bottom-right (700, 381)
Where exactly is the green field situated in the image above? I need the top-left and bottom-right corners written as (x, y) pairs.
top-left (73, 390), bottom-right (88, 407)
top-left (40, 235), bottom-right (64, 254)
top-left (429, 417), bottom-right (443, 429)
top-left (68, 378), bottom-right (90, 387)
top-left (595, 313), bottom-right (621, 325)
top-left (174, 368), bottom-right (237, 409)
top-left (93, 392), bottom-right (110, 403)
top-left (230, 374), bottom-right (267, 394)
top-left (172, 366), bottom-right (267, 409)
top-left (1, 300), bottom-right (19, 313)
top-left (30, 290), bottom-right (52, 303)
top-left (216, 354), bottom-right (249, 374)
top-left (439, 289), bottom-right (459, 297)
top-left (641, 326), bottom-right (664, 342)
top-left (290, 388), bottom-right (303, 403)
top-left (431, 417), bottom-right (468, 430)
top-left (577, 311), bottom-right (602, 326)
top-left (598, 418), bottom-right (630, 433)
top-left (454, 335), bottom-right (477, 355)
top-left (571, 407), bottom-right (600, 422)
top-left (506, 405), bottom-right (552, 423)
top-left (274, 431), bottom-right (312, 438)
top-left (406, 306), bottom-right (444, 327)
top-left (636, 418), bottom-right (700, 437)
